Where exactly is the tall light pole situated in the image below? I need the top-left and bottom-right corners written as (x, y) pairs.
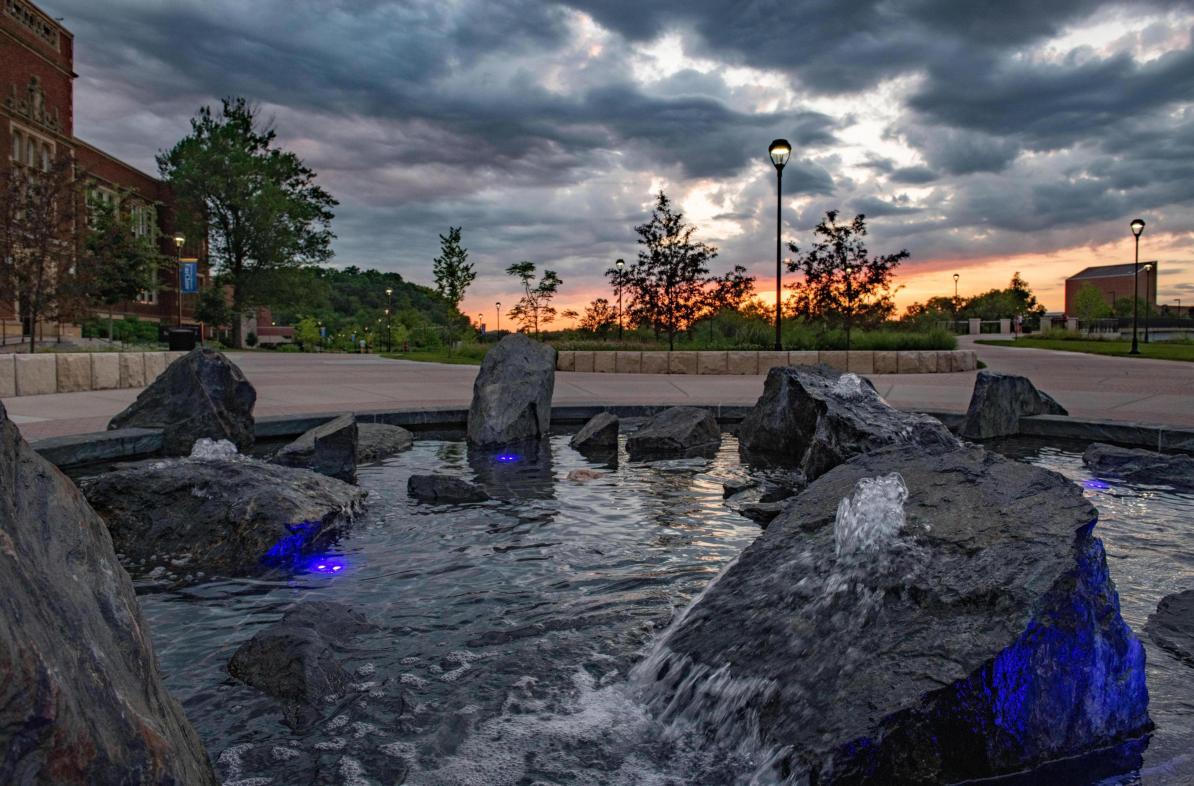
top-left (173, 233), bottom-right (185, 327)
top-left (1130, 218), bottom-right (1145, 355)
top-left (1143, 263), bottom-right (1153, 344)
top-left (769, 138), bottom-right (791, 351)
top-left (953, 273), bottom-right (960, 329)
top-left (615, 258), bottom-right (625, 342)
top-left (495, 302), bottom-right (501, 332)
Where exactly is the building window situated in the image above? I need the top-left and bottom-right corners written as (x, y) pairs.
top-left (10, 123), bottom-right (53, 170)
top-left (132, 203), bottom-right (156, 238)
top-left (10, 130), bottom-right (20, 162)
top-left (136, 268), bottom-right (158, 305)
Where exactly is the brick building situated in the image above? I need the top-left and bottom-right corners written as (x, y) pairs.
top-left (1064, 262), bottom-right (1157, 317)
top-left (1, 0), bottom-right (205, 343)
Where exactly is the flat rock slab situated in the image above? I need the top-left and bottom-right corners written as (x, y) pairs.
top-left (637, 444), bottom-right (1149, 784)
top-left (1083, 442), bottom-right (1194, 488)
top-left (357, 422), bottom-right (414, 462)
top-left (625, 406), bottom-right (720, 458)
top-left (467, 333), bottom-right (556, 447)
top-left (408, 474), bottom-right (490, 504)
top-left (80, 455), bottom-right (367, 579)
top-left (569, 411), bottom-right (619, 452)
top-left (1146, 589), bottom-right (1194, 666)
top-left (273, 413), bottom-right (358, 482)
top-left (0, 401), bottom-right (217, 784)
top-left (960, 369), bottom-right (1067, 439)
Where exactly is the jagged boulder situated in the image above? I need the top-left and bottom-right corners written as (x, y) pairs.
top-left (1084, 443), bottom-right (1194, 488)
top-left (1146, 589), bottom-right (1194, 665)
top-left (960, 369), bottom-right (1067, 439)
top-left (0, 401), bottom-right (217, 784)
top-left (79, 455), bottom-right (367, 578)
top-left (467, 333), bottom-right (556, 447)
top-left (737, 364), bottom-right (959, 481)
top-left (228, 602), bottom-right (376, 730)
top-left (625, 406), bottom-right (720, 458)
top-left (408, 474), bottom-right (490, 504)
top-left (273, 413), bottom-right (358, 481)
top-left (570, 412), bottom-right (619, 452)
top-left (636, 444), bottom-right (1149, 785)
top-left (357, 422), bottom-right (414, 462)
top-left (109, 348), bottom-right (256, 455)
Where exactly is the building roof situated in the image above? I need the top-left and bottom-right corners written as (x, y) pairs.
top-left (1068, 262), bottom-right (1159, 280)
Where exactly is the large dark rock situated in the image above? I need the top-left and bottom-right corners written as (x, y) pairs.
top-left (467, 333), bottom-right (556, 447)
top-left (357, 422), bottom-right (414, 462)
top-left (569, 412), bottom-right (619, 452)
top-left (1146, 589), bottom-right (1194, 665)
top-left (273, 413), bottom-right (358, 481)
top-left (625, 406), bottom-right (720, 458)
top-left (109, 348), bottom-right (256, 455)
top-left (1084, 443), bottom-right (1194, 488)
top-left (737, 365), bottom-right (959, 481)
top-left (960, 369), bottom-right (1068, 439)
top-left (80, 455), bottom-right (367, 578)
top-left (228, 602), bottom-right (376, 730)
top-left (0, 401), bottom-right (217, 784)
top-left (636, 445), bottom-right (1149, 784)
top-left (408, 474), bottom-right (490, 504)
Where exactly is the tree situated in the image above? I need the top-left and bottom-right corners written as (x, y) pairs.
top-left (432, 226), bottom-right (474, 307)
top-left (620, 191), bottom-right (719, 350)
top-left (0, 152), bottom-right (79, 353)
top-left (1072, 283), bottom-right (1113, 323)
top-left (157, 97), bottom-right (338, 347)
top-left (786, 211), bottom-right (907, 351)
top-left (577, 297), bottom-right (617, 336)
top-left (700, 264), bottom-right (756, 338)
top-left (81, 193), bottom-right (161, 342)
top-left (194, 282), bottom-right (233, 333)
top-left (294, 316), bottom-right (321, 349)
top-left (505, 261), bottom-right (562, 336)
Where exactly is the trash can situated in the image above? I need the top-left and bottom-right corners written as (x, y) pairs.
top-left (168, 328), bottom-right (196, 351)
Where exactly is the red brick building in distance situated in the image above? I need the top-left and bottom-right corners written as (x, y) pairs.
top-left (1, 0), bottom-right (205, 342)
top-left (1064, 262), bottom-right (1158, 317)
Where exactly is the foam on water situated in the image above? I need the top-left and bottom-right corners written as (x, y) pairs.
top-left (190, 437), bottom-right (239, 460)
top-left (833, 472), bottom-right (907, 558)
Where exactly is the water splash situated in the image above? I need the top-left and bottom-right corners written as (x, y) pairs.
top-left (189, 437), bottom-right (238, 460)
top-left (833, 472), bottom-right (908, 558)
top-left (831, 372), bottom-right (866, 397)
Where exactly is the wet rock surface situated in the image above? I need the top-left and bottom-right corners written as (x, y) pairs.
top-left (737, 364), bottom-right (959, 481)
top-left (467, 333), bottom-right (556, 447)
top-left (625, 406), bottom-right (720, 458)
top-left (0, 401), bottom-right (217, 785)
top-left (80, 455), bottom-right (367, 579)
top-left (1147, 589), bottom-right (1194, 666)
top-left (273, 413), bottom-right (358, 481)
top-left (408, 473), bottom-right (490, 503)
top-left (356, 422), bottom-right (414, 462)
top-left (960, 369), bottom-right (1068, 439)
top-left (1084, 442), bottom-right (1194, 488)
top-left (637, 444), bottom-right (1149, 784)
top-left (109, 348), bottom-right (256, 455)
top-left (569, 411), bottom-right (619, 452)
top-left (228, 602), bottom-right (378, 730)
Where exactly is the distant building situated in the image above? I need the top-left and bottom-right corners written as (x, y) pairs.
top-left (1, 0), bottom-right (206, 342)
top-left (1064, 262), bottom-right (1157, 317)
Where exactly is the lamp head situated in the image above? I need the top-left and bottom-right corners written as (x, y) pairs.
top-left (615, 258), bottom-right (625, 270)
top-left (385, 287), bottom-right (393, 296)
top-left (953, 273), bottom-right (959, 282)
top-left (768, 138), bottom-right (792, 170)
top-left (173, 233), bottom-right (185, 248)
top-left (1130, 218), bottom-right (1145, 237)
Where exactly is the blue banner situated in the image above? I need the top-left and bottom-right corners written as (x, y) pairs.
top-left (180, 261), bottom-right (199, 294)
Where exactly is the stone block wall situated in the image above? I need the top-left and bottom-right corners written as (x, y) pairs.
top-left (557, 349), bottom-right (977, 376)
top-left (3, 351), bottom-right (183, 398)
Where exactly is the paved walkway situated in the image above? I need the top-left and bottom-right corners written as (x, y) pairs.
top-left (5, 336), bottom-right (1194, 440)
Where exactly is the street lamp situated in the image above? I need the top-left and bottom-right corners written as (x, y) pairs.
top-left (1130, 218), bottom-right (1145, 354)
top-left (495, 302), bottom-right (501, 332)
top-left (768, 138), bottom-right (791, 351)
top-left (1143, 263), bottom-right (1153, 344)
top-left (615, 258), bottom-right (625, 342)
top-left (173, 233), bottom-right (185, 327)
top-left (953, 273), bottom-right (960, 329)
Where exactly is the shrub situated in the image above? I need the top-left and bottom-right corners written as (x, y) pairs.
top-left (245, 331), bottom-right (258, 347)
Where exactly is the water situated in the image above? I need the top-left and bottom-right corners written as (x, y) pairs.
top-left (126, 433), bottom-right (1194, 785)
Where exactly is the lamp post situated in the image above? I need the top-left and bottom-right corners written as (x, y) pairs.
top-left (768, 138), bottom-right (791, 351)
top-left (1130, 218), bottom-right (1145, 354)
top-left (173, 233), bottom-right (185, 327)
top-left (495, 302), bottom-right (501, 333)
top-left (615, 258), bottom-right (625, 342)
top-left (953, 273), bottom-right (960, 330)
top-left (1143, 263), bottom-right (1153, 344)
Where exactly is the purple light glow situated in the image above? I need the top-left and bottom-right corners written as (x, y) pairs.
top-left (1084, 479), bottom-right (1111, 491)
top-left (495, 453), bottom-right (521, 463)
top-left (307, 558), bottom-right (346, 574)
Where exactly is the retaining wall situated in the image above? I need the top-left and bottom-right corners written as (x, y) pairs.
top-left (556, 349), bottom-right (977, 375)
top-left (1, 351), bottom-right (185, 398)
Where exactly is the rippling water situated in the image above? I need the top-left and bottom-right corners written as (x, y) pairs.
top-left (129, 433), bottom-right (1194, 786)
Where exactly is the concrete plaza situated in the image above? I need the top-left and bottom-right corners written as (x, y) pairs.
top-left (5, 336), bottom-right (1194, 441)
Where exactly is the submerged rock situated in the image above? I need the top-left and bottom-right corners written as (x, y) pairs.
top-left (625, 407), bottom-right (720, 458)
top-left (570, 411), bottom-right (619, 452)
top-left (1146, 589), bottom-right (1194, 666)
top-left (228, 602), bottom-right (376, 730)
top-left (273, 413), bottom-right (359, 482)
top-left (960, 369), bottom-right (1067, 439)
top-left (467, 333), bottom-right (556, 447)
top-left (0, 401), bottom-right (217, 784)
top-left (737, 500), bottom-right (785, 526)
top-left (1084, 443), bottom-right (1194, 488)
top-left (636, 444), bottom-right (1149, 784)
top-left (109, 347), bottom-right (256, 455)
top-left (408, 474), bottom-right (490, 504)
top-left (356, 422), bottom-right (414, 462)
top-left (737, 364), bottom-right (959, 481)
top-left (80, 455), bottom-right (366, 578)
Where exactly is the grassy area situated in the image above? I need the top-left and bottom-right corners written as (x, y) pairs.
top-left (977, 337), bottom-right (1194, 362)
top-left (380, 348), bottom-right (485, 365)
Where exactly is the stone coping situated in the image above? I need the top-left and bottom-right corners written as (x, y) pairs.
top-left (556, 349), bottom-right (976, 375)
top-left (0, 351), bottom-right (186, 398)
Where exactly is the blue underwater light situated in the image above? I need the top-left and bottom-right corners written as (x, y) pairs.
top-left (261, 520), bottom-right (321, 566)
top-left (495, 452), bottom-right (521, 463)
top-left (1084, 479), bottom-right (1111, 491)
top-left (306, 557), bottom-right (346, 574)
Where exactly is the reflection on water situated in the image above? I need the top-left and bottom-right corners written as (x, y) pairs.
top-left (131, 435), bottom-right (1194, 785)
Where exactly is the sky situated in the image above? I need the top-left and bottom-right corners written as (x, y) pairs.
top-left (49, 0), bottom-right (1194, 322)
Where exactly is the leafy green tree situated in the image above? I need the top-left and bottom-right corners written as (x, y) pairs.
top-left (786, 211), bottom-right (908, 351)
top-left (432, 226), bottom-right (475, 307)
top-left (158, 97), bottom-right (338, 346)
top-left (82, 194), bottom-right (161, 342)
top-left (295, 316), bottom-right (321, 349)
top-left (506, 261), bottom-right (562, 337)
top-left (1072, 284), bottom-right (1113, 322)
